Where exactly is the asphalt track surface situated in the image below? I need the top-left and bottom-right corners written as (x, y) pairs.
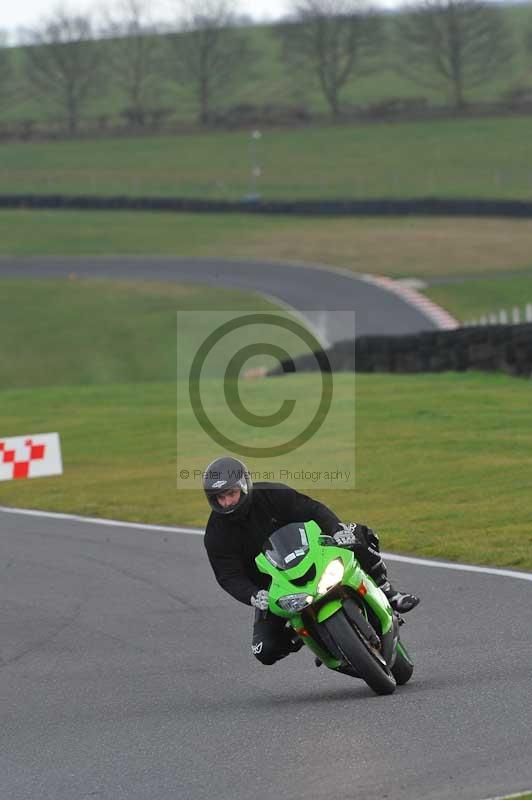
top-left (0, 256), bottom-right (439, 342)
top-left (1, 508), bottom-right (531, 800)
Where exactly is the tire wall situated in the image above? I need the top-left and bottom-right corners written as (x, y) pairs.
top-left (3, 194), bottom-right (532, 218)
top-left (268, 324), bottom-right (532, 378)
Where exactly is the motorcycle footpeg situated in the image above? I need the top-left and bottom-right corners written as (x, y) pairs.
top-left (288, 637), bottom-right (304, 653)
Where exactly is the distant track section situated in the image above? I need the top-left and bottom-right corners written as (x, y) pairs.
top-left (0, 256), bottom-right (444, 339)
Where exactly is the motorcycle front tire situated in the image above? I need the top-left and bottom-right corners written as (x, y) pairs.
top-left (322, 608), bottom-right (396, 696)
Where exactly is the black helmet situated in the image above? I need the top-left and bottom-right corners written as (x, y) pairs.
top-left (203, 456), bottom-right (253, 517)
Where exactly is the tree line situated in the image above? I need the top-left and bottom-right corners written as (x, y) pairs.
top-left (0, 0), bottom-right (530, 135)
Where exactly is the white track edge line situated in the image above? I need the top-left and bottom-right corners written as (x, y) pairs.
top-left (1, 505), bottom-right (531, 581)
top-left (0, 505), bottom-right (200, 535)
top-left (378, 552), bottom-right (532, 581)
top-left (480, 792), bottom-right (531, 800)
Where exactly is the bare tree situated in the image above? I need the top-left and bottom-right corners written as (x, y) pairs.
top-left (394, 0), bottom-right (513, 109)
top-left (525, 18), bottom-right (532, 63)
top-left (277, 0), bottom-right (383, 118)
top-left (0, 32), bottom-right (12, 112)
top-left (168, 0), bottom-right (255, 125)
top-left (101, 0), bottom-right (163, 126)
top-left (21, 9), bottom-right (105, 134)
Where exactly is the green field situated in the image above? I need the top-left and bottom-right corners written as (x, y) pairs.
top-left (4, 116), bottom-right (532, 199)
top-left (0, 278), bottom-right (531, 570)
top-left (0, 278), bottom-right (286, 390)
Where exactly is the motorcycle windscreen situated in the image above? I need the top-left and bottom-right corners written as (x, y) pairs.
top-left (262, 522), bottom-right (310, 570)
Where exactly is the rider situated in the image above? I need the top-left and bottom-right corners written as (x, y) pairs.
top-left (203, 455), bottom-right (420, 666)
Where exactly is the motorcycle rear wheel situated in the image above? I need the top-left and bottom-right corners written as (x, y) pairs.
top-left (322, 609), bottom-right (396, 695)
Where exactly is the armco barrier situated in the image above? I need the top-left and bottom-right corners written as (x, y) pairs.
top-left (267, 324), bottom-right (532, 378)
top-left (3, 194), bottom-right (532, 217)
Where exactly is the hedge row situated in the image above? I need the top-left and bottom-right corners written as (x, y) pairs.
top-left (2, 194), bottom-right (532, 217)
top-left (268, 324), bottom-right (532, 378)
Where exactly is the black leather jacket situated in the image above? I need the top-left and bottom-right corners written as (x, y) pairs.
top-left (204, 482), bottom-right (341, 605)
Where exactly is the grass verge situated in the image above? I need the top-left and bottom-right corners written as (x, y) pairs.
top-left (1, 372), bottom-right (531, 571)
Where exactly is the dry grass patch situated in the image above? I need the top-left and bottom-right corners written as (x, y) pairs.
top-left (210, 216), bottom-right (532, 278)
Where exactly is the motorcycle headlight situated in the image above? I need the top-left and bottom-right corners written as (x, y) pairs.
top-left (317, 558), bottom-right (344, 595)
top-left (277, 594), bottom-right (313, 613)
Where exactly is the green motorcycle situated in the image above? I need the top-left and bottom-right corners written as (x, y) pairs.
top-left (255, 519), bottom-right (415, 695)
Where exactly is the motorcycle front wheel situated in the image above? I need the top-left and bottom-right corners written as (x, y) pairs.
top-left (321, 608), bottom-right (396, 695)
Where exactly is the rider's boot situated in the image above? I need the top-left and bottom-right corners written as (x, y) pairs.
top-left (369, 557), bottom-right (420, 613)
top-left (377, 579), bottom-right (420, 613)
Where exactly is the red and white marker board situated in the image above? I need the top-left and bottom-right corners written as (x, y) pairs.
top-left (0, 433), bottom-right (63, 481)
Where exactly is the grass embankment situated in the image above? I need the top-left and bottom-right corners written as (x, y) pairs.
top-left (0, 278), bottom-right (531, 570)
top-left (3, 116), bottom-right (532, 199)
